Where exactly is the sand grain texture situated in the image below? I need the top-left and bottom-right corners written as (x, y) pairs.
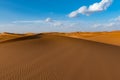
top-left (0, 34), bottom-right (120, 80)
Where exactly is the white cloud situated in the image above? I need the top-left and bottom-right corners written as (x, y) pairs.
top-left (12, 18), bottom-right (63, 27)
top-left (114, 16), bottom-right (120, 21)
top-left (1, 16), bottom-right (120, 33)
top-left (12, 20), bottom-right (43, 24)
top-left (45, 18), bottom-right (63, 27)
top-left (45, 18), bottom-right (53, 22)
top-left (69, 0), bottom-right (113, 18)
top-left (93, 22), bottom-right (115, 28)
top-left (93, 24), bottom-right (102, 28)
top-left (53, 22), bottom-right (63, 27)
top-left (0, 18), bottom-right (86, 32)
top-left (93, 16), bottom-right (120, 29)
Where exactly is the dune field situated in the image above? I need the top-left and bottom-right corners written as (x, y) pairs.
top-left (0, 32), bottom-right (120, 80)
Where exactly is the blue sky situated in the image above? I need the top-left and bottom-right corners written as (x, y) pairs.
top-left (0, 0), bottom-right (120, 33)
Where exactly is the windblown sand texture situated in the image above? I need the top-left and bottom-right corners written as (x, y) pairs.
top-left (0, 32), bottom-right (120, 80)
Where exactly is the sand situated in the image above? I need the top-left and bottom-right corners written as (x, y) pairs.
top-left (63, 31), bottom-right (120, 46)
top-left (0, 33), bottom-right (120, 80)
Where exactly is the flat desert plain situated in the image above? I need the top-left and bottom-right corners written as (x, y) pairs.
top-left (0, 31), bottom-right (120, 80)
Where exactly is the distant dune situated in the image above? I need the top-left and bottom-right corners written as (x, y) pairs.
top-left (63, 31), bottom-right (120, 46)
top-left (0, 32), bottom-right (120, 80)
top-left (0, 32), bottom-right (36, 43)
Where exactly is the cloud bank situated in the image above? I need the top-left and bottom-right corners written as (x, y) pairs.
top-left (12, 18), bottom-right (63, 27)
top-left (69, 0), bottom-right (113, 18)
top-left (93, 16), bottom-right (120, 29)
top-left (1, 16), bottom-right (120, 33)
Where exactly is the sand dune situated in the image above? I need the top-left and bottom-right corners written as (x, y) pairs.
top-left (0, 34), bottom-right (120, 80)
top-left (1, 31), bottom-right (120, 46)
top-left (0, 32), bottom-right (36, 42)
top-left (63, 31), bottom-right (120, 46)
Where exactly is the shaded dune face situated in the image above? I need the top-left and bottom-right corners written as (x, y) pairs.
top-left (0, 34), bottom-right (120, 80)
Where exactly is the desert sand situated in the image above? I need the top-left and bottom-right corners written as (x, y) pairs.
top-left (0, 32), bottom-right (120, 80)
top-left (63, 31), bottom-right (120, 46)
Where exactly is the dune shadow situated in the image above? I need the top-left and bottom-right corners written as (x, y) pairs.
top-left (0, 34), bottom-right (42, 44)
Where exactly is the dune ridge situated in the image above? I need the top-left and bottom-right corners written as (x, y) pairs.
top-left (0, 33), bottom-right (120, 80)
top-left (1, 31), bottom-right (120, 46)
top-left (63, 31), bottom-right (120, 46)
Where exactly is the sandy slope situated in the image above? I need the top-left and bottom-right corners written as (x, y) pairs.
top-left (0, 33), bottom-right (23, 42)
top-left (0, 34), bottom-right (120, 80)
top-left (63, 31), bottom-right (120, 46)
top-left (0, 32), bottom-right (35, 42)
top-left (1, 31), bottom-right (120, 46)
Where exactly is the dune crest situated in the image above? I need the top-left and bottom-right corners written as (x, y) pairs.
top-left (63, 31), bottom-right (120, 46)
top-left (1, 31), bottom-right (120, 46)
top-left (0, 33), bottom-right (120, 80)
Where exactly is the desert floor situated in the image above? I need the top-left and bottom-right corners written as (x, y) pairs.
top-left (0, 32), bottom-right (120, 80)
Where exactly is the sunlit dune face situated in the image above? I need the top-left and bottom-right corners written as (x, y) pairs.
top-left (61, 31), bottom-right (120, 46)
top-left (0, 33), bottom-right (22, 42)
top-left (0, 31), bottom-right (120, 46)
top-left (0, 32), bottom-right (36, 42)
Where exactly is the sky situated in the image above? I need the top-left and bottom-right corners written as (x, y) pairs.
top-left (0, 0), bottom-right (120, 33)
